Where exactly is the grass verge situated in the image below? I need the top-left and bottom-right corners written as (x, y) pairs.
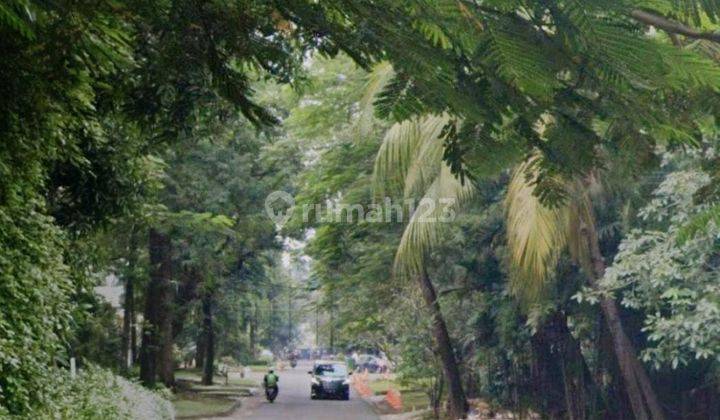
top-left (173, 395), bottom-right (237, 418)
top-left (173, 369), bottom-right (255, 418)
top-left (367, 378), bottom-right (430, 412)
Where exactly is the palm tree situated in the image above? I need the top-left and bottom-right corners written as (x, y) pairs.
top-left (505, 158), bottom-right (664, 420)
top-left (372, 111), bottom-right (665, 419)
top-left (373, 113), bottom-right (472, 419)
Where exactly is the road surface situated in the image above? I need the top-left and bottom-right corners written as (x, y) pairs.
top-left (229, 361), bottom-right (379, 420)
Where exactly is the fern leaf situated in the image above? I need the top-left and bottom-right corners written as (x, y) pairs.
top-left (0, 0), bottom-right (34, 39)
top-left (479, 18), bottom-right (559, 100)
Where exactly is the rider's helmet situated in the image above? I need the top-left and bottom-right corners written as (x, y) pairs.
top-left (269, 369), bottom-right (274, 374)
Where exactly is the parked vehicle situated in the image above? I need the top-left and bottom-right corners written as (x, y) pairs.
top-left (356, 354), bottom-right (381, 373)
top-left (298, 348), bottom-right (311, 360)
top-left (309, 361), bottom-right (351, 400)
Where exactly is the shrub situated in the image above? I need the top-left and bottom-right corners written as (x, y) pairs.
top-left (25, 366), bottom-right (174, 420)
top-left (0, 204), bottom-right (73, 415)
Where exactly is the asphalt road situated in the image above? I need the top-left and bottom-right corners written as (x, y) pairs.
top-left (236, 361), bottom-right (379, 420)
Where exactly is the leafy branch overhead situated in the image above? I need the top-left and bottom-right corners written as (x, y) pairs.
top-left (354, 0), bottom-right (720, 200)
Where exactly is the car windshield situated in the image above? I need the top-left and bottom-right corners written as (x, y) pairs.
top-left (314, 363), bottom-right (347, 377)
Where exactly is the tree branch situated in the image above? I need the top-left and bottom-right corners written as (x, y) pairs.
top-left (631, 9), bottom-right (720, 43)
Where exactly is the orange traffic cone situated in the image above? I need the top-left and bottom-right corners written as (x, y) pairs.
top-left (385, 387), bottom-right (402, 410)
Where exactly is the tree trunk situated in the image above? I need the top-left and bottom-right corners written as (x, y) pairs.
top-left (582, 216), bottom-right (664, 420)
top-left (419, 268), bottom-right (468, 419)
top-left (249, 302), bottom-right (257, 358)
top-left (269, 299), bottom-right (275, 345)
top-left (196, 331), bottom-right (206, 369)
top-left (158, 322), bottom-right (175, 386)
top-left (530, 322), bottom-right (568, 418)
top-left (432, 373), bottom-right (445, 419)
top-left (560, 353), bottom-right (585, 420)
top-left (139, 228), bottom-right (174, 387)
top-left (287, 290), bottom-right (293, 345)
top-left (598, 319), bottom-right (633, 419)
top-left (329, 305), bottom-right (335, 353)
top-left (316, 304), bottom-right (321, 348)
top-left (122, 272), bottom-right (135, 369)
top-left (201, 291), bottom-right (215, 386)
top-left (131, 310), bottom-right (138, 365)
top-left (122, 275), bottom-right (133, 370)
top-left (542, 312), bottom-right (601, 419)
top-left (122, 228), bottom-right (138, 371)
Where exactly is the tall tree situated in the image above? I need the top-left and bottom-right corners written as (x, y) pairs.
top-left (419, 267), bottom-right (469, 418)
top-left (0, 0), bottom-right (375, 411)
top-left (200, 290), bottom-right (215, 386)
top-left (139, 228), bottom-right (174, 387)
top-left (371, 115), bottom-right (473, 418)
top-left (505, 159), bottom-right (663, 419)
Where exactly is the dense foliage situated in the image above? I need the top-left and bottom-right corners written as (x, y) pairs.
top-left (0, 0), bottom-right (366, 414)
top-left (16, 366), bottom-right (173, 419)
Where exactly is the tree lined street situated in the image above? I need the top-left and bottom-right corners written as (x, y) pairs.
top-left (4, 1), bottom-right (720, 419)
top-left (221, 361), bottom-right (378, 420)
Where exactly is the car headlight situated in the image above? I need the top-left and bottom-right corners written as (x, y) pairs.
top-left (311, 377), bottom-right (320, 385)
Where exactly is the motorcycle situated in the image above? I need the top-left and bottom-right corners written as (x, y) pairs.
top-left (290, 358), bottom-right (297, 368)
top-left (265, 386), bottom-right (278, 403)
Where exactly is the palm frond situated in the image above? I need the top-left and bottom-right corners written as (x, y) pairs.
top-left (373, 114), bottom-right (451, 198)
top-left (403, 115), bottom-right (449, 198)
top-left (504, 157), bottom-right (596, 303)
top-left (394, 164), bottom-right (475, 278)
top-left (370, 111), bottom-right (474, 280)
top-left (505, 158), bottom-right (571, 302)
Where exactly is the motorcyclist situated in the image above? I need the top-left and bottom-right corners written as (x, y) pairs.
top-left (263, 369), bottom-right (279, 401)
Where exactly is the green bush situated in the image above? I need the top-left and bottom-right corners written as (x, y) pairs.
top-left (0, 204), bottom-right (73, 415)
top-left (24, 366), bottom-right (174, 420)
